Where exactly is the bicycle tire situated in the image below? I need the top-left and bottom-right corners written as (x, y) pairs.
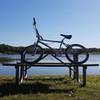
top-left (65, 44), bottom-right (89, 64)
top-left (22, 45), bottom-right (43, 64)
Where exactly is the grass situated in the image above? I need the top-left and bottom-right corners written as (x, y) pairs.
top-left (0, 75), bottom-right (100, 100)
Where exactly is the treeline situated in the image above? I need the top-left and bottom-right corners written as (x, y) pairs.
top-left (0, 44), bottom-right (100, 54)
top-left (0, 44), bottom-right (24, 54)
top-left (88, 48), bottom-right (100, 53)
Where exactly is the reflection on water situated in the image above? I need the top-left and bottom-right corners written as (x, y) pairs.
top-left (0, 53), bottom-right (100, 75)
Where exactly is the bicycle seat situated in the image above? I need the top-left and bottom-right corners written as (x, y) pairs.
top-left (60, 34), bottom-right (72, 39)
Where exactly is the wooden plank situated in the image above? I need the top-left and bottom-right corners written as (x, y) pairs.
top-left (3, 63), bottom-right (17, 66)
top-left (15, 65), bottom-right (20, 85)
top-left (73, 54), bottom-right (79, 81)
top-left (2, 63), bottom-right (99, 67)
top-left (81, 66), bottom-right (87, 87)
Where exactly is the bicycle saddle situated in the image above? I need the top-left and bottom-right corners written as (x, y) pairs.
top-left (60, 34), bottom-right (72, 39)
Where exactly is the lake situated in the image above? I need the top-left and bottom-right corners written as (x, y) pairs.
top-left (0, 53), bottom-right (100, 76)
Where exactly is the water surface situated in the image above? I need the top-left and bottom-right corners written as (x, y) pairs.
top-left (0, 54), bottom-right (100, 76)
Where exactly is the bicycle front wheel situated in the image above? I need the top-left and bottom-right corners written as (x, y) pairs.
top-left (22, 45), bottom-right (43, 64)
top-left (65, 44), bottom-right (89, 64)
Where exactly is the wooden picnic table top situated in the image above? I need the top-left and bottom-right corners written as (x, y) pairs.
top-left (2, 62), bottom-right (99, 67)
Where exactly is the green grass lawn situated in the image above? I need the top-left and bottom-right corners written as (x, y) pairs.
top-left (0, 75), bottom-right (100, 100)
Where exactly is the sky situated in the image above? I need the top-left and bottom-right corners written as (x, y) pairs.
top-left (0, 0), bottom-right (100, 48)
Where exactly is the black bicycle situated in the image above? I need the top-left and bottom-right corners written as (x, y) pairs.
top-left (22, 17), bottom-right (89, 64)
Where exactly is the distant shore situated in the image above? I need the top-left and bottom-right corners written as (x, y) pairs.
top-left (0, 44), bottom-right (100, 54)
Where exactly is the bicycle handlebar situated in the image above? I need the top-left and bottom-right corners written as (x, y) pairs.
top-left (33, 17), bottom-right (36, 25)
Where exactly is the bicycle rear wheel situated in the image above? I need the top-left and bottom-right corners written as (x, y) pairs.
top-left (65, 44), bottom-right (89, 64)
top-left (22, 45), bottom-right (43, 64)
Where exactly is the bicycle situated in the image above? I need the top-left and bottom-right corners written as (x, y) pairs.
top-left (22, 17), bottom-right (89, 64)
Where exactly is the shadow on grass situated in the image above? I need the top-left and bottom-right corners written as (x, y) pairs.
top-left (26, 77), bottom-right (66, 82)
top-left (0, 78), bottom-right (76, 97)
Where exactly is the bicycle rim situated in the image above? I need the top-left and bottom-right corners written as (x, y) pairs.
top-left (22, 45), bottom-right (43, 64)
top-left (65, 44), bottom-right (89, 64)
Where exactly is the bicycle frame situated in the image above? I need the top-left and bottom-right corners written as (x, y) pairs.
top-left (37, 37), bottom-right (68, 52)
top-left (33, 20), bottom-right (70, 63)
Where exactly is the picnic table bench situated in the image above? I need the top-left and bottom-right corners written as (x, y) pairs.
top-left (2, 62), bottom-right (99, 87)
